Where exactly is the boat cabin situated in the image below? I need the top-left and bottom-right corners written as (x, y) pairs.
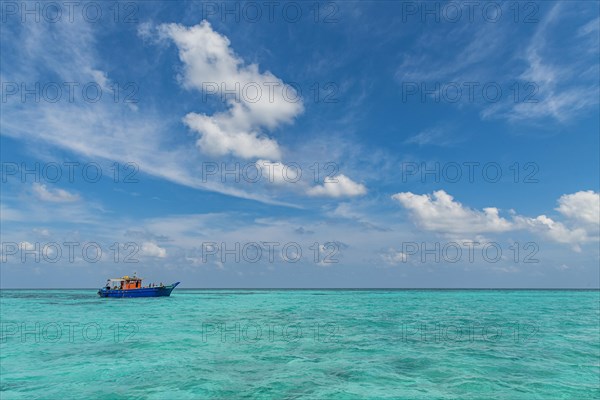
top-left (106, 275), bottom-right (143, 290)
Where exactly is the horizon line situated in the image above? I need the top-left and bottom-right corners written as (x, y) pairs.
top-left (1, 287), bottom-right (599, 291)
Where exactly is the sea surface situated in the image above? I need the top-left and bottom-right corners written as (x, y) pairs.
top-left (1, 290), bottom-right (598, 399)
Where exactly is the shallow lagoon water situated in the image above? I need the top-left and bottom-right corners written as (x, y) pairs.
top-left (1, 290), bottom-right (598, 399)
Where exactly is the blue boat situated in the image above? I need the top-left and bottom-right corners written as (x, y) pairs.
top-left (98, 274), bottom-right (180, 298)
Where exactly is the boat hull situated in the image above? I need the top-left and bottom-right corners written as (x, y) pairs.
top-left (98, 282), bottom-right (180, 298)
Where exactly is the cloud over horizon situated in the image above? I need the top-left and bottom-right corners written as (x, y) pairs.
top-left (392, 190), bottom-right (600, 251)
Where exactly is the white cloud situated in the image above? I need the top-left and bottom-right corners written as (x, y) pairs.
top-left (184, 113), bottom-right (281, 159)
top-left (159, 21), bottom-right (303, 160)
top-left (307, 175), bottom-right (367, 198)
top-left (255, 160), bottom-right (291, 185)
top-left (19, 241), bottom-right (36, 251)
top-left (137, 21), bottom-right (154, 41)
top-left (140, 242), bottom-right (167, 258)
top-left (381, 249), bottom-right (408, 265)
top-left (513, 215), bottom-right (588, 252)
top-left (514, 190), bottom-right (600, 251)
top-left (392, 190), bottom-right (512, 235)
top-left (556, 190), bottom-right (599, 226)
top-left (32, 183), bottom-right (80, 203)
top-left (393, 190), bottom-right (599, 251)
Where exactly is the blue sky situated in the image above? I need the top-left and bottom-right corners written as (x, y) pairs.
top-left (1, 1), bottom-right (598, 288)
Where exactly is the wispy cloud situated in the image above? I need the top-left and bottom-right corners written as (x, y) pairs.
top-left (501, 4), bottom-right (600, 122)
top-left (404, 126), bottom-right (460, 147)
top-left (32, 183), bottom-right (80, 203)
top-left (397, 3), bottom-right (599, 123)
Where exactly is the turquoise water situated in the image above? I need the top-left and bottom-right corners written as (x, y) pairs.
top-left (1, 290), bottom-right (598, 399)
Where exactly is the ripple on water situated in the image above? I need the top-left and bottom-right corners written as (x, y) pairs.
top-left (1, 289), bottom-right (598, 398)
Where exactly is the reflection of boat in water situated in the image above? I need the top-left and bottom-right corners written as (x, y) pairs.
top-left (97, 274), bottom-right (180, 298)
